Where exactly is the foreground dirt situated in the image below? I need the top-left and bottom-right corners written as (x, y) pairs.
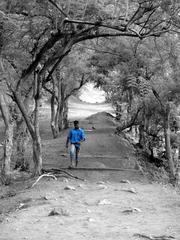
top-left (0, 178), bottom-right (179, 240)
top-left (0, 100), bottom-right (180, 240)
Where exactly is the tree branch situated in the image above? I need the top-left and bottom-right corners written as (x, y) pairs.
top-left (39, 39), bottom-right (73, 77)
top-left (7, 84), bottom-right (35, 139)
top-left (64, 18), bottom-right (126, 33)
top-left (0, 94), bottom-right (10, 128)
top-left (43, 84), bottom-right (58, 102)
top-left (43, 59), bottom-right (62, 85)
top-left (20, 30), bottom-right (64, 82)
top-left (65, 74), bottom-right (89, 100)
top-left (47, 0), bottom-right (69, 18)
top-left (139, 8), bottom-right (156, 34)
top-left (30, 27), bottom-right (49, 58)
top-left (152, 87), bottom-right (165, 112)
top-left (116, 107), bottom-right (142, 132)
top-left (76, 32), bottom-right (138, 44)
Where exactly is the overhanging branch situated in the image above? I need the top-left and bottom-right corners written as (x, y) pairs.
top-left (20, 30), bottom-right (64, 81)
top-left (64, 18), bottom-right (126, 33)
top-left (65, 74), bottom-right (89, 100)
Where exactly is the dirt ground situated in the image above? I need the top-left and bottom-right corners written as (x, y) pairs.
top-left (0, 99), bottom-right (180, 240)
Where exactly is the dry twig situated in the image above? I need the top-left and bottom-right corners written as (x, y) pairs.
top-left (134, 233), bottom-right (175, 240)
top-left (43, 168), bottom-right (85, 181)
top-left (31, 173), bottom-right (57, 188)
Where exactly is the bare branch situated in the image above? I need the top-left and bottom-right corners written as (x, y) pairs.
top-left (125, 0), bottom-right (129, 24)
top-left (152, 87), bottom-right (165, 112)
top-left (145, 20), bottom-right (171, 36)
top-left (76, 32), bottom-right (138, 44)
top-left (82, 0), bottom-right (89, 20)
top-left (47, 0), bottom-right (69, 18)
top-left (139, 8), bottom-right (156, 34)
top-left (64, 18), bottom-right (126, 32)
top-left (42, 168), bottom-right (85, 181)
top-left (116, 107), bottom-right (142, 132)
top-left (67, 0), bottom-right (72, 16)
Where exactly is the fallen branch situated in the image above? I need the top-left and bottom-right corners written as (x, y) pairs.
top-left (31, 173), bottom-right (57, 188)
top-left (42, 168), bottom-right (85, 181)
top-left (134, 233), bottom-right (175, 240)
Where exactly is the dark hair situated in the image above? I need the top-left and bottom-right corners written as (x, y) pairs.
top-left (74, 120), bottom-right (79, 125)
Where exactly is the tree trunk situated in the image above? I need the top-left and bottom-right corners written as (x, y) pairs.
top-left (50, 75), bottom-right (58, 138)
top-left (58, 78), bottom-right (66, 131)
top-left (14, 118), bottom-right (30, 171)
top-left (0, 94), bottom-right (14, 184)
top-left (58, 100), bottom-right (64, 131)
top-left (63, 99), bottom-right (69, 129)
top-left (163, 105), bottom-right (175, 180)
top-left (138, 123), bottom-right (145, 148)
top-left (50, 94), bottom-right (58, 138)
top-left (1, 121), bottom-right (14, 184)
top-left (139, 107), bottom-right (146, 148)
top-left (32, 72), bottom-right (42, 176)
top-left (58, 98), bottom-right (69, 131)
top-left (14, 89), bottom-right (34, 171)
top-left (11, 78), bottom-right (42, 176)
top-left (32, 137), bottom-right (42, 176)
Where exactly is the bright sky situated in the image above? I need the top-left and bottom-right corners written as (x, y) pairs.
top-left (79, 83), bottom-right (106, 103)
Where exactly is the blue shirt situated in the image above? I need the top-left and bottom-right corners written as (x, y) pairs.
top-left (68, 128), bottom-right (85, 144)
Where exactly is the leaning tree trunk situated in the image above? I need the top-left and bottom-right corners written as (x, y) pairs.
top-left (0, 94), bottom-right (14, 184)
top-left (12, 72), bottom-right (43, 176)
top-left (32, 72), bottom-right (42, 176)
top-left (14, 89), bottom-right (34, 171)
top-left (12, 88), bottom-right (42, 177)
top-left (14, 117), bottom-right (30, 171)
top-left (163, 104), bottom-right (175, 180)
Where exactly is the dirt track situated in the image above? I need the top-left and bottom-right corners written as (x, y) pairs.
top-left (0, 100), bottom-right (180, 240)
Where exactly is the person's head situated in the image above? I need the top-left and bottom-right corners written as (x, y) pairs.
top-left (74, 120), bottom-right (79, 129)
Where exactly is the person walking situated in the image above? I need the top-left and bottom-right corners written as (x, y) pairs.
top-left (66, 120), bottom-right (85, 168)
